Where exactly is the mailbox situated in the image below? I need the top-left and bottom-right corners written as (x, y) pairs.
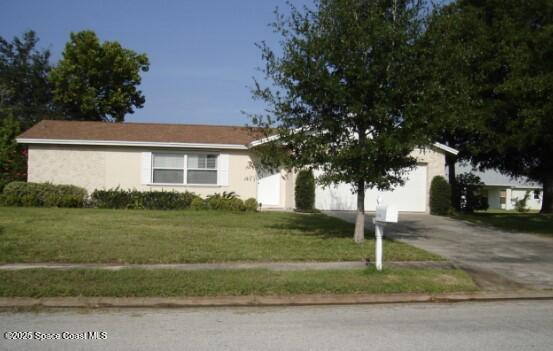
top-left (375, 205), bottom-right (398, 223)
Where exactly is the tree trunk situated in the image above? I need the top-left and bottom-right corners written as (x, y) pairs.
top-left (354, 180), bottom-right (365, 243)
top-left (541, 174), bottom-right (553, 214)
top-left (446, 153), bottom-right (458, 210)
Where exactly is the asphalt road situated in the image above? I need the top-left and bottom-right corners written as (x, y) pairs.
top-left (1, 301), bottom-right (552, 351)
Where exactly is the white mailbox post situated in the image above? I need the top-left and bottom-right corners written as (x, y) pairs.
top-left (372, 197), bottom-right (398, 271)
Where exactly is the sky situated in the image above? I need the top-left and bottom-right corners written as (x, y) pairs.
top-left (1, 0), bottom-right (311, 126)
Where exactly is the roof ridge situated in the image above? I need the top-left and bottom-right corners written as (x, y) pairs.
top-left (39, 119), bottom-right (253, 129)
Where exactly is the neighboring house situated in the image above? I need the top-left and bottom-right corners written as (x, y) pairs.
top-left (455, 163), bottom-right (543, 211)
top-left (17, 120), bottom-right (458, 212)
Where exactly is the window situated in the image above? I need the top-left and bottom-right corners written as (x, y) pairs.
top-left (152, 154), bottom-right (185, 184)
top-left (499, 191), bottom-right (506, 205)
top-left (534, 190), bottom-right (541, 200)
top-left (151, 153), bottom-right (218, 185)
top-left (187, 154), bottom-right (217, 184)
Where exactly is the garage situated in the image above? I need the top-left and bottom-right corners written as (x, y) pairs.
top-left (315, 165), bottom-right (428, 212)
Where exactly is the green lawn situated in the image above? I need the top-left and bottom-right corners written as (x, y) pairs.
top-left (0, 268), bottom-right (476, 297)
top-left (0, 207), bottom-right (440, 263)
top-left (453, 210), bottom-right (553, 236)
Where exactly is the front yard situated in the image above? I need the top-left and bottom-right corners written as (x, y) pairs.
top-left (0, 207), bottom-right (480, 297)
top-left (0, 207), bottom-right (441, 263)
top-left (453, 210), bottom-right (553, 237)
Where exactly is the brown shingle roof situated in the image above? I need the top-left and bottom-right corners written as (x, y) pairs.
top-left (18, 120), bottom-right (263, 146)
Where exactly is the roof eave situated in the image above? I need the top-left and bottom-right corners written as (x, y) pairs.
top-left (248, 135), bottom-right (460, 156)
top-left (432, 142), bottom-right (459, 155)
top-left (16, 138), bottom-right (248, 150)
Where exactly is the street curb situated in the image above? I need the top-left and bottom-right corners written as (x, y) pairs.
top-left (0, 261), bottom-right (453, 271)
top-left (1, 291), bottom-right (552, 308)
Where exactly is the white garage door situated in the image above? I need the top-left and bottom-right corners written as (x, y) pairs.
top-left (315, 165), bottom-right (427, 212)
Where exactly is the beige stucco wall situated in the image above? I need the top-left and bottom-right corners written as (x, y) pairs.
top-left (27, 145), bottom-right (257, 200)
top-left (411, 147), bottom-right (447, 212)
top-left (26, 144), bottom-right (447, 212)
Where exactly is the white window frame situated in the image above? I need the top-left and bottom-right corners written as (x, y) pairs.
top-left (150, 152), bottom-right (219, 186)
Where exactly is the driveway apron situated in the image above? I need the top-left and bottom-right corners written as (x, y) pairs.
top-left (326, 211), bottom-right (553, 290)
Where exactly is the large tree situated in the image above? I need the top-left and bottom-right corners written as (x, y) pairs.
top-left (49, 30), bottom-right (150, 122)
top-left (0, 31), bottom-right (55, 129)
top-left (431, 0), bottom-right (553, 213)
top-left (418, 2), bottom-right (491, 209)
top-left (251, 0), bottom-right (434, 242)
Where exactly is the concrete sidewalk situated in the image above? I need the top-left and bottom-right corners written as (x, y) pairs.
top-left (0, 261), bottom-right (453, 271)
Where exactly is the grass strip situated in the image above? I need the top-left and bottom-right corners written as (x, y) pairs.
top-left (0, 268), bottom-right (477, 297)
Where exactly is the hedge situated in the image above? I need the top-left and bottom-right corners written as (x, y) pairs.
top-left (0, 181), bottom-right (87, 208)
top-left (1, 182), bottom-right (259, 212)
top-left (429, 176), bottom-right (451, 216)
top-left (90, 188), bottom-right (198, 210)
top-left (204, 192), bottom-right (258, 212)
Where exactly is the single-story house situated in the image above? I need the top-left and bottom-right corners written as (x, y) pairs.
top-left (455, 163), bottom-right (543, 211)
top-left (17, 120), bottom-right (458, 212)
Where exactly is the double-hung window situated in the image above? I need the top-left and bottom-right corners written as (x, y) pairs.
top-left (187, 154), bottom-right (217, 185)
top-left (152, 153), bottom-right (185, 184)
top-left (151, 153), bottom-right (218, 185)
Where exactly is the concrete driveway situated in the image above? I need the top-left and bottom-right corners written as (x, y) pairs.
top-left (326, 211), bottom-right (553, 290)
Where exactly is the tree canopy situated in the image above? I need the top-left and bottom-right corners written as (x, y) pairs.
top-left (0, 31), bottom-right (55, 129)
top-left (49, 30), bottom-right (150, 122)
top-left (426, 0), bottom-right (553, 213)
top-left (251, 0), bottom-right (435, 241)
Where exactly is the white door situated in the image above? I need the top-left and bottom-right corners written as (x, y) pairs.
top-left (257, 170), bottom-right (281, 207)
top-left (315, 165), bottom-right (428, 212)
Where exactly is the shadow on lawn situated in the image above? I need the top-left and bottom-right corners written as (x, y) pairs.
top-left (265, 213), bottom-right (374, 239)
top-left (463, 212), bottom-right (553, 235)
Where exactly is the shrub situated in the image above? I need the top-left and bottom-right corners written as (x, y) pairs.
top-left (140, 191), bottom-right (197, 210)
top-left (90, 188), bottom-right (133, 209)
top-left (190, 197), bottom-right (206, 210)
top-left (206, 191), bottom-right (238, 200)
top-left (455, 173), bottom-right (489, 212)
top-left (515, 191), bottom-right (531, 213)
top-left (0, 117), bottom-right (27, 193)
top-left (206, 196), bottom-right (246, 211)
top-left (1, 181), bottom-right (87, 207)
top-left (228, 198), bottom-right (246, 211)
top-left (295, 169), bottom-right (316, 212)
top-left (206, 196), bottom-right (223, 210)
top-left (244, 198), bottom-right (258, 212)
top-left (429, 176), bottom-right (451, 215)
top-left (90, 188), bottom-right (197, 210)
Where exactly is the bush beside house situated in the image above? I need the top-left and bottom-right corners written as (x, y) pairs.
top-left (429, 176), bottom-right (451, 215)
top-left (90, 188), bottom-right (198, 210)
top-left (0, 181), bottom-right (87, 207)
top-left (295, 169), bottom-right (316, 212)
top-left (1, 182), bottom-right (258, 212)
top-left (205, 192), bottom-right (258, 211)
top-left (514, 191), bottom-right (531, 213)
top-left (455, 173), bottom-right (489, 212)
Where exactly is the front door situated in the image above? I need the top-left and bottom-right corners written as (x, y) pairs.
top-left (257, 170), bottom-right (281, 207)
